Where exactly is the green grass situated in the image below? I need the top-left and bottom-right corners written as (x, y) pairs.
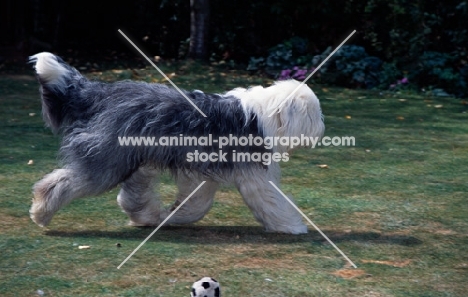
top-left (1, 64), bottom-right (467, 297)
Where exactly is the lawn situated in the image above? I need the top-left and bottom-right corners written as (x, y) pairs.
top-left (0, 63), bottom-right (467, 297)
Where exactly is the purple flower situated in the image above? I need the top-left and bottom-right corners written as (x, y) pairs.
top-left (292, 69), bottom-right (308, 80)
top-left (397, 77), bottom-right (409, 84)
top-left (279, 67), bottom-right (315, 81)
top-left (279, 69), bottom-right (292, 80)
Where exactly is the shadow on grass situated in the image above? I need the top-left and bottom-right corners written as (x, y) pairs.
top-left (45, 225), bottom-right (422, 246)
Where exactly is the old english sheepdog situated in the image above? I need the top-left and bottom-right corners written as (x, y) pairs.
top-left (29, 52), bottom-right (324, 234)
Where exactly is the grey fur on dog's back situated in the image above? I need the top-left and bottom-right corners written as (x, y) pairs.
top-left (60, 81), bottom-right (266, 182)
top-left (30, 53), bottom-right (267, 191)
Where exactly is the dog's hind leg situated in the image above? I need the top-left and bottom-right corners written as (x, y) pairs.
top-left (117, 167), bottom-right (161, 226)
top-left (235, 166), bottom-right (308, 234)
top-left (160, 173), bottom-right (219, 225)
top-left (30, 168), bottom-right (108, 227)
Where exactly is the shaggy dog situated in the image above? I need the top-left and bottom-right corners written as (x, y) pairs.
top-left (29, 52), bottom-right (324, 234)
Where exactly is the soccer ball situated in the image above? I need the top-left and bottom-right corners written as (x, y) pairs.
top-left (190, 277), bottom-right (220, 297)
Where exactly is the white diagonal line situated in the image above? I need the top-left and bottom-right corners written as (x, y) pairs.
top-left (268, 181), bottom-right (357, 268)
top-left (117, 181), bottom-right (206, 269)
top-left (118, 29), bottom-right (207, 117)
top-left (268, 30), bottom-right (356, 118)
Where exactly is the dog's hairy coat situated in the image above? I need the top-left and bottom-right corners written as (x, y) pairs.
top-left (29, 52), bottom-right (324, 234)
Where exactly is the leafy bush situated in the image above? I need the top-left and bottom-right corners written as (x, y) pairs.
top-left (249, 43), bottom-right (383, 89)
top-left (247, 37), bottom-right (311, 75)
top-left (330, 45), bottom-right (383, 88)
top-left (248, 38), bottom-right (468, 97)
top-left (379, 62), bottom-right (403, 89)
top-left (411, 51), bottom-right (468, 97)
top-left (361, 0), bottom-right (467, 97)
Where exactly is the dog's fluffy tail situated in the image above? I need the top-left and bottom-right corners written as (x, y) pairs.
top-left (29, 52), bottom-right (85, 133)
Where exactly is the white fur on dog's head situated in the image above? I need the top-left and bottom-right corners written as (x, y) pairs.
top-left (226, 80), bottom-right (325, 152)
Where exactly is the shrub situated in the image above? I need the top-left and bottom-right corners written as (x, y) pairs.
top-left (247, 37), bottom-right (311, 76)
top-left (249, 43), bottom-right (383, 89)
top-left (411, 51), bottom-right (468, 97)
top-left (248, 38), bottom-right (468, 97)
top-left (330, 45), bottom-right (383, 88)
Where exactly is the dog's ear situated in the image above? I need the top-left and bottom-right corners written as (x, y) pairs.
top-left (275, 92), bottom-right (325, 150)
top-left (274, 97), bottom-right (294, 137)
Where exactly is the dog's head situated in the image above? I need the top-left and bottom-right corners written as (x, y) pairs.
top-left (227, 80), bottom-right (325, 152)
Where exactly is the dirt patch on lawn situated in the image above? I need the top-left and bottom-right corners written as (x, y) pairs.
top-left (331, 268), bottom-right (368, 279)
top-left (233, 257), bottom-right (306, 271)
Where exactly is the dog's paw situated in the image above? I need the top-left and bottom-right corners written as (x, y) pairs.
top-left (290, 224), bottom-right (308, 235)
top-left (125, 209), bottom-right (162, 227)
top-left (29, 203), bottom-right (53, 227)
top-left (126, 211), bottom-right (162, 227)
top-left (128, 219), bottom-right (161, 227)
top-left (265, 223), bottom-right (308, 235)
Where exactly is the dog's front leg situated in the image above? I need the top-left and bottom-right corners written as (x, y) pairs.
top-left (235, 166), bottom-right (308, 234)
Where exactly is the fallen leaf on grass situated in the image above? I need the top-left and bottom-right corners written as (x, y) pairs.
top-left (396, 116), bottom-right (405, 120)
top-left (345, 115), bottom-right (352, 119)
top-left (27, 160), bottom-right (34, 165)
top-left (434, 229), bottom-right (456, 235)
top-left (78, 245), bottom-right (91, 249)
top-left (332, 269), bottom-right (367, 279)
top-left (361, 259), bottom-right (411, 267)
top-left (398, 99), bottom-right (407, 102)
top-left (317, 164), bottom-right (329, 169)
top-left (434, 104), bottom-right (443, 108)
top-left (161, 74), bottom-right (176, 82)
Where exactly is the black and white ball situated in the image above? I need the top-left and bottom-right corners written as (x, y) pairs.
top-left (190, 277), bottom-right (220, 297)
